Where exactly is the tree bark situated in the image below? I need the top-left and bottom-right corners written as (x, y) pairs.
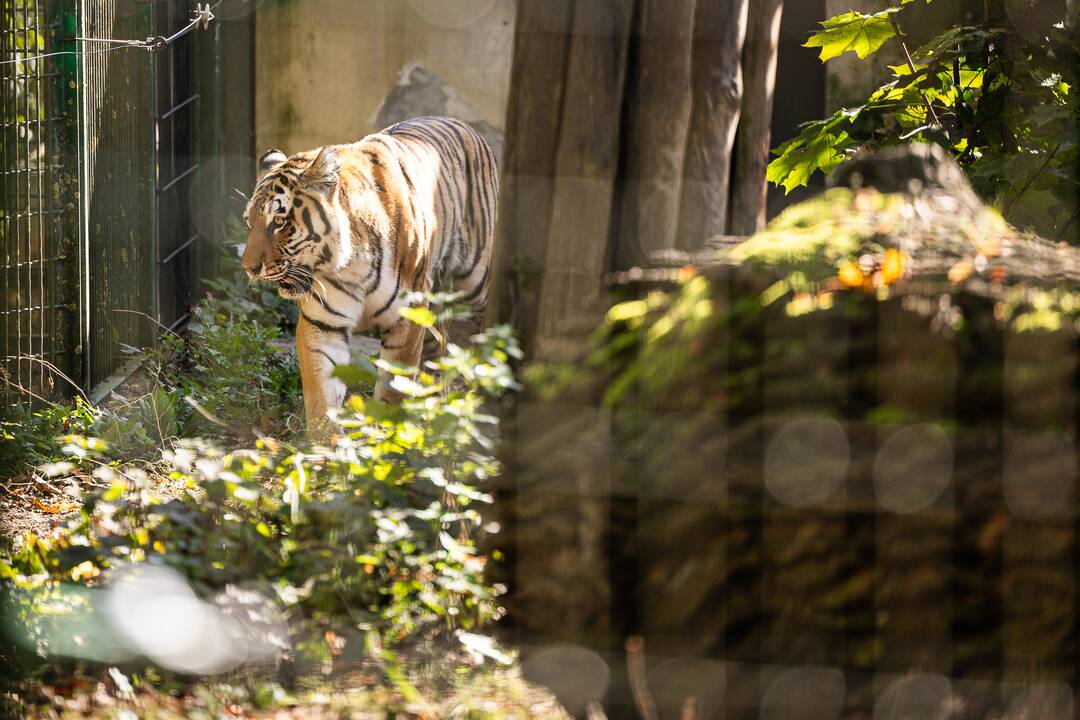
top-left (535, 0), bottom-right (636, 356)
top-left (612, 0), bottom-right (697, 270)
top-left (730, 0), bottom-right (784, 236)
top-left (675, 0), bottom-right (749, 250)
top-left (486, 0), bottom-right (575, 349)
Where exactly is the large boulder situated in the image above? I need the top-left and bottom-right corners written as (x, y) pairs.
top-left (372, 63), bottom-right (504, 162)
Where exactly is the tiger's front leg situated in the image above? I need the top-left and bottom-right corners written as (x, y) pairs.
top-left (374, 316), bottom-right (426, 404)
top-left (296, 312), bottom-right (352, 426)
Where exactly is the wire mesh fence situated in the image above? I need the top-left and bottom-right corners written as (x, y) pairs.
top-left (0, 0), bottom-right (79, 404)
top-left (0, 0), bottom-right (240, 407)
top-left (151, 0), bottom-right (201, 336)
top-left (81, 0), bottom-right (156, 390)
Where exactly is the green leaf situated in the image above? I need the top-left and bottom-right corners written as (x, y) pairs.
top-left (361, 397), bottom-right (407, 424)
top-left (331, 357), bottom-right (377, 387)
top-left (399, 306), bottom-right (436, 328)
top-left (767, 112), bottom-right (858, 193)
top-left (804, 10), bottom-right (897, 62)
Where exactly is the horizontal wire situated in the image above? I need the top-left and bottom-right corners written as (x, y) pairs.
top-left (0, 1), bottom-right (220, 67)
top-left (72, 36), bottom-right (144, 47)
top-left (0, 43), bottom-right (139, 66)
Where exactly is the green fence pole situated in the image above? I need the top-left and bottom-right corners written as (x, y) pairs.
top-left (56, 0), bottom-right (84, 391)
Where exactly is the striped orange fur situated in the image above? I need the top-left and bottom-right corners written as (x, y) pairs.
top-left (241, 116), bottom-right (498, 424)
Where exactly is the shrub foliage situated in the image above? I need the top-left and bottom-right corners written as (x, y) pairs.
top-left (770, 0), bottom-right (1079, 240)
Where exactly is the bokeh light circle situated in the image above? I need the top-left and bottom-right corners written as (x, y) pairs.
top-left (407, 0), bottom-right (499, 29)
top-left (765, 417), bottom-right (850, 507)
top-left (874, 674), bottom-right (951, 720)
top-left (761, 665), bottom-right (845, 720)
top-left (874, 424), bottom-right (953, 514)
top-left (1003, 431), bottom-right (1077, 521)
top-left (1003, 682), bottom-right (1074, 719)
top-left (522, 645), bottom-right (610, 716)
top-left (647, 656), bottom-right (726, 715)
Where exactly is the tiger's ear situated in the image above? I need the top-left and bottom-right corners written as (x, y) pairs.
top-left (258, 149), bottom-right (287, 176)
top-left (302, 146), bottom-right (340, 190)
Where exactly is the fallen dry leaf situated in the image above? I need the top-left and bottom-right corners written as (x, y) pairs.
top-left (838, 261), bottom-right (864, 288)
top-left (882, 248), bottom-right (905, 285)
top-left (31, 498), bottom-right (80, 514)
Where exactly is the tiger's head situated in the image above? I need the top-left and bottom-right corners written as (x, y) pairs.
top-left (242, 146), bottom-right (345, 299)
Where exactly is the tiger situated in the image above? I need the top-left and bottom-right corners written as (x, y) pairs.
top-left (240, 116), bottom-right (498, 425)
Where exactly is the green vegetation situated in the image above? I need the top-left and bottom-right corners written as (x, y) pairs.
top-left (0, 237), bottom-right (545, 717)
top-left (769, 0), bottom-right (1080, 240)
top-left (1, 232), bottom-right (301, 480)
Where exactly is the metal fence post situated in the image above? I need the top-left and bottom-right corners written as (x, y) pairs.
top-left (59, 0), bottom-right (85, 391)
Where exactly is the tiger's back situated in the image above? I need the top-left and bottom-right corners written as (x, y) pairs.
top-left (380, 116), bottom-right (497, 309)
top-left (242, 115), bottom-right (499, 421)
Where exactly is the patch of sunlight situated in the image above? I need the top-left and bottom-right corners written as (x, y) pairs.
top-left (1013, 309), bottom-right (1063, 333)
top-left (730, 188), bottom-right (894, 266)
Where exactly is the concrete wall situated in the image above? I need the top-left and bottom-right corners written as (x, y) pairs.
top-left (254, 0), bottom-right (516, 155)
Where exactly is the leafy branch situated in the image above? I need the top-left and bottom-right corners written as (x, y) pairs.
top-left (767, 0), bottom-right (1080, 241)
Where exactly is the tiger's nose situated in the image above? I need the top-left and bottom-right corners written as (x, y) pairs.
top-left (240, 242), bottom-right (267, 279)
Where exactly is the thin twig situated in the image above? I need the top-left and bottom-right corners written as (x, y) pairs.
top-left (681, 696), bottom-right (702, 720)
top-left (31, 474), bottom-right (64, 495)
top-left (3, 355), bottom-right (92, 404)
top-left (113, 308), bottom-right (183, 339)
top-left (1056, 205), bottom-right (1080, 242)
top-left (184, 396), bottom-right (229, 428)
top-left (0, 374), bottom-right (52, 405)
top-left (625, 636), bottom-right (659, 720)
top-left (585, 702), bottom-right (609, 720)
top-left (888, 11), bottom-right (942, 129)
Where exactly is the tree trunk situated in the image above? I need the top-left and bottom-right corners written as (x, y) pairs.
top-left (612, 0), bottom-right (697, 270)
top-left (675, 0), bottom-right (749, 250)
top-left (486, 1), bottom-right (575, 349)
top-left (507, 0), bottom-right (636, 651)
top-left (730, 0), bottom-right (784, 236)
top-left (534, 0), bottom-right (636, 356)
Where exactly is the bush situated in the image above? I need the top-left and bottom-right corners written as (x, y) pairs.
top-left (150, 225), bottom-right (303, 441)
top-left (1, 312), bottom-right (520, 692)
top-left (153, 306), bottom-right (301, 441)
top-left (0, 228), bottom-right (301, 477)
top-left (0, 399), bottom-right (97, 479)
